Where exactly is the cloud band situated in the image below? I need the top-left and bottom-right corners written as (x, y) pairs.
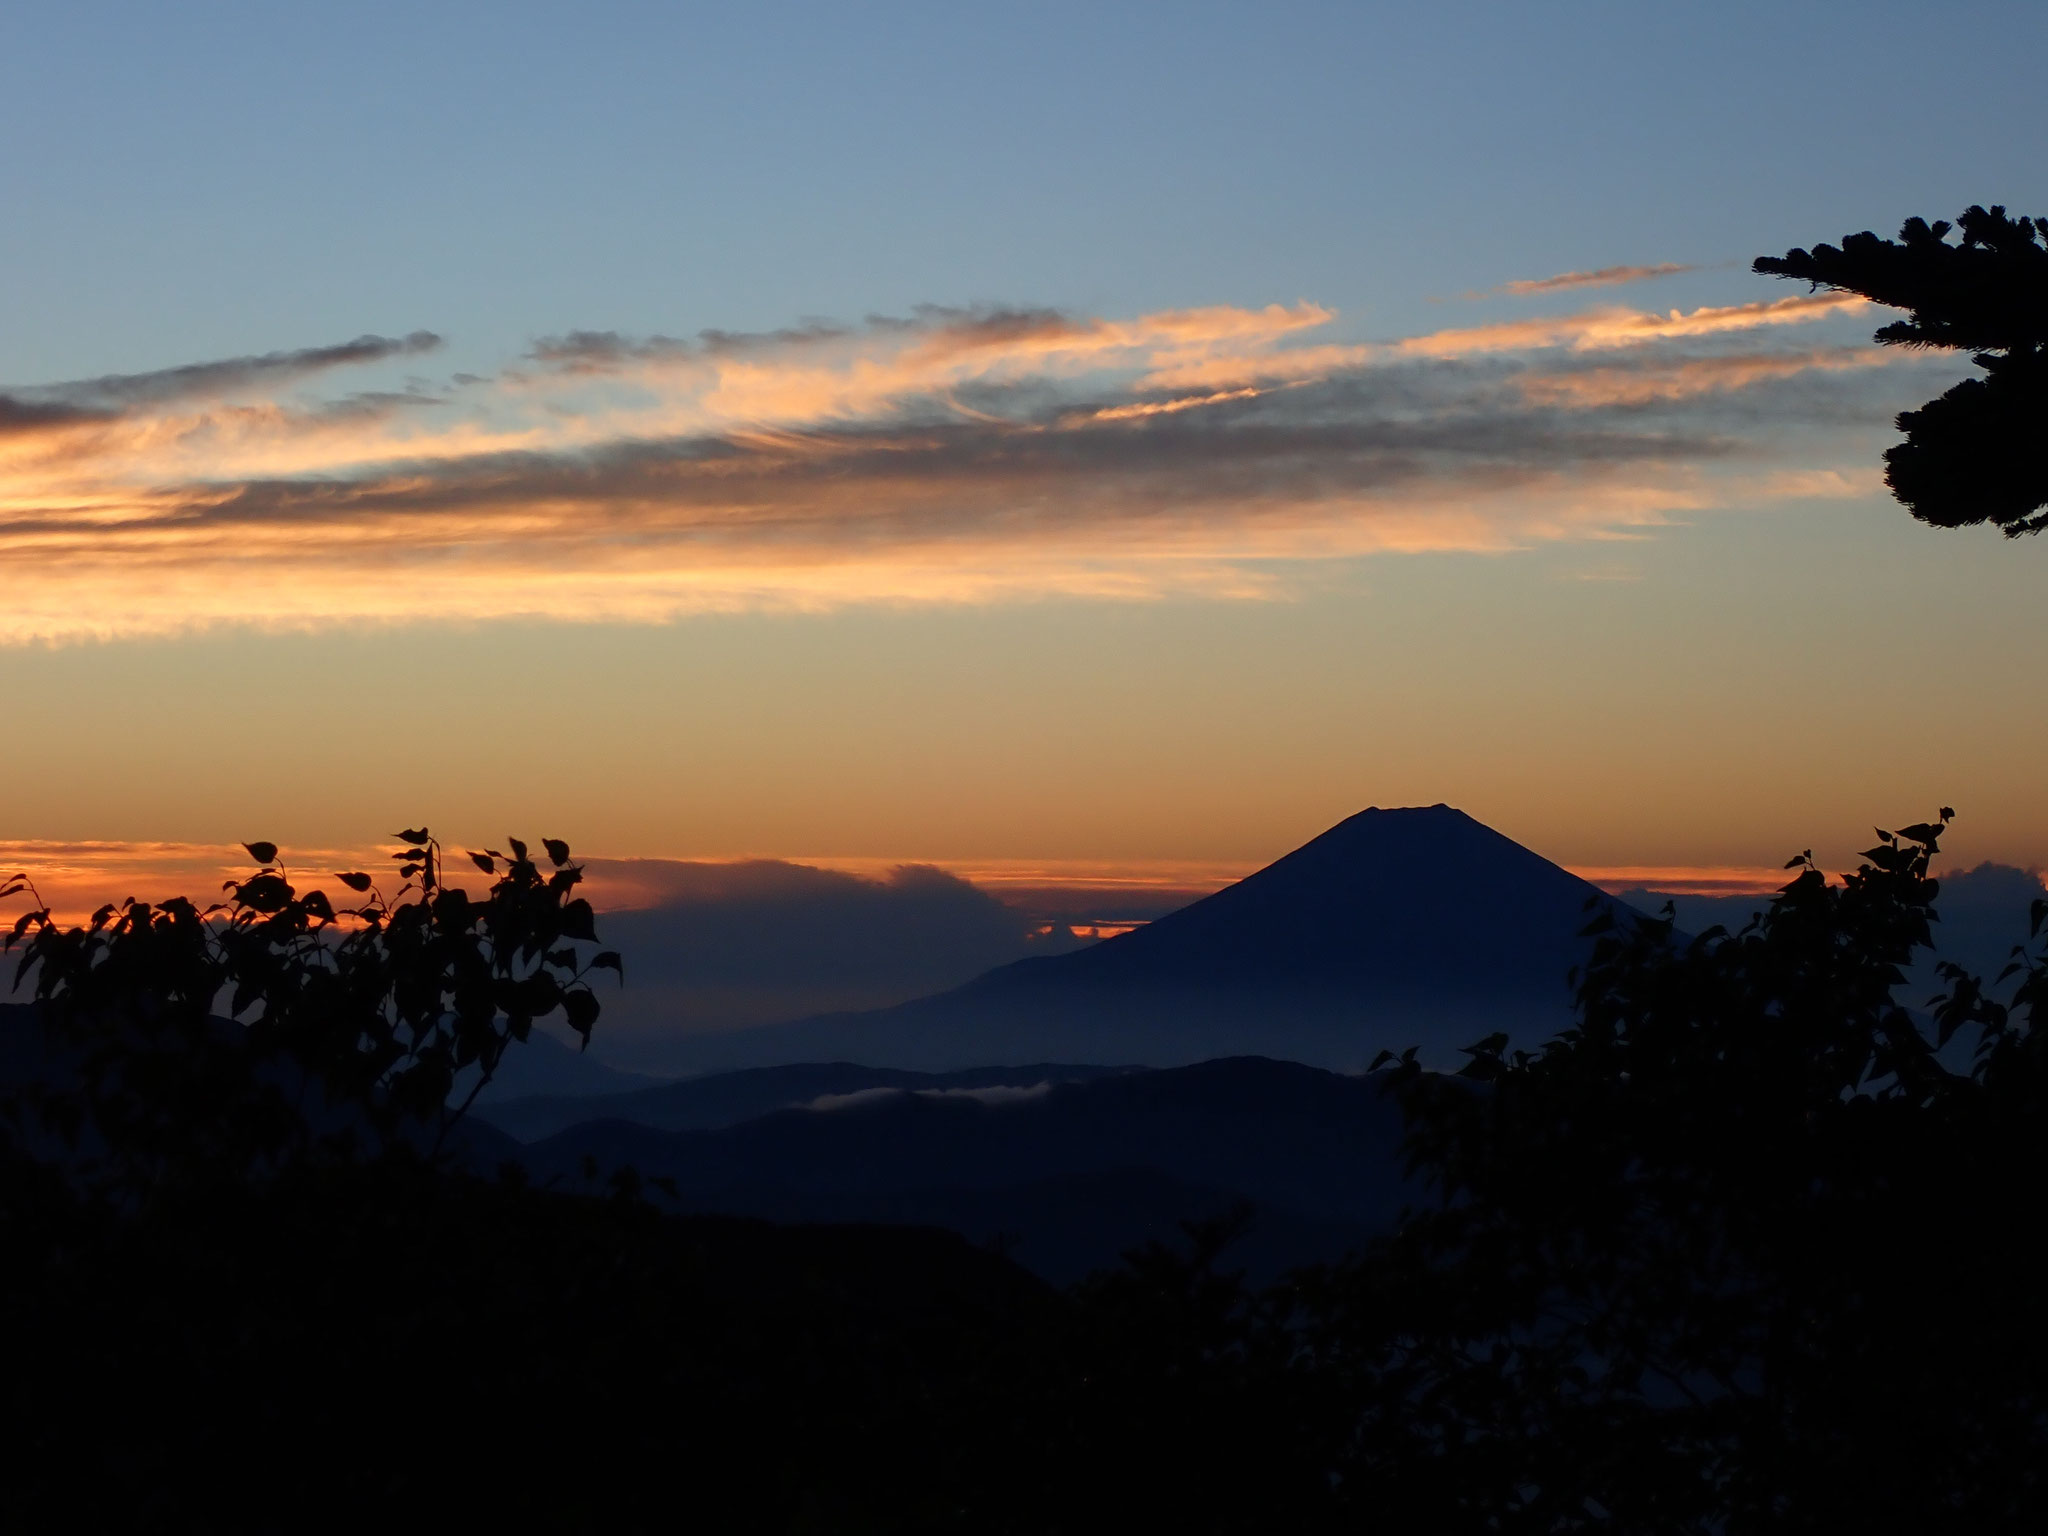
top-left (0, 292), bottom-right (1918, 640)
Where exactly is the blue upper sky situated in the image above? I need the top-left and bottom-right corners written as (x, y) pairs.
top-left (8, 0), bottom-right (2044, 376)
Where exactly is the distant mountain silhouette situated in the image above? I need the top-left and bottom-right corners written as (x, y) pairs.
top-left (520, 1056), bottom-right (1412, 1283)
top-left (654, 805), bottom-right (1644, 1074)
top-left (461, 1027), bottom-right (665, 1103)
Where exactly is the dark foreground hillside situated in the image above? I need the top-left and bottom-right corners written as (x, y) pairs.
top-left (0, 1148), bottom-right (1335, 1533)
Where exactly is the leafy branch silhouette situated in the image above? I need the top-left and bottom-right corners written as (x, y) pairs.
top-left (4, 829), bottom-right (618, 1192)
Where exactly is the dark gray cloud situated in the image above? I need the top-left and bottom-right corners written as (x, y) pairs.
top-left (530, 306), bottom-right (1078, 372)
top-left (888, 303), bottom-right (1077, 345)
top-left (163, 342), bottom-right (1750, 521)
top-left (9, 331), bottom-right (443, 410)
top-left (134, 403), bottom-right (1728, 557)
top-left (309, 389), bottom-right (448, 423)
top-left (528, 321), bottom-right (863, 369)
top-left (527, 329), bottom-right (695, 368)
top-left (0, 394), bottom-right (108, 436)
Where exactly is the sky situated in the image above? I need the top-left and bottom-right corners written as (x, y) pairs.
top-left (5, 0), bottom-right (2047, 910)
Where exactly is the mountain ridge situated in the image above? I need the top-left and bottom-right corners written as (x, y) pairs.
top-left (476, 1060), bottom-right (1141, 1143)
top-left (518, 1055), bottom-right (1414, 1282)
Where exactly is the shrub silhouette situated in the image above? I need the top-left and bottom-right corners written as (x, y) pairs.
top-left (1755, 204), bottom-right (2048, 533)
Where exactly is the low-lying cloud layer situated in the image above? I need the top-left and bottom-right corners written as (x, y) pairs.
top-left (0, 285), bottom-right (1933, 640)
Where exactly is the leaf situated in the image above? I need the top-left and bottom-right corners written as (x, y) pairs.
top-left (243, 841), bottom-right (279, 865)
top-left (560, 898), bottom-right (597, 942)
top-left (234, 874), bottom-right (294, 914)
top-left (562, 988), bottom-right (600, 1038)
top-left (468, 851), bottom-right (496, 874)
top-left (335, 871), bottom-right (373, 892)
top-left (518, 972), bottom-right (562, 1017)
top-left (543, 838), bottom-right (570, 867)
top-left (393, 828), bottom-right (431, 846)
top-left (507, 837), bottom-right (529, 862)
top-left (589, 950), bottom-right (624, 981)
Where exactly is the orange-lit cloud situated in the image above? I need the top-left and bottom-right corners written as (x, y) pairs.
top-left (1131, 293), bottom-right (1869, 390)
top-left (1083, 386), bottom-right (1265, 422)
top-left (0, 288), bottom-right (1905, 641)
top-left (1573, 865), bottom-right (1799, 897)
top-left (1389, 292), bottom-right (1868, 359)
top-left (1516, 347), bottom-right (1897, 408)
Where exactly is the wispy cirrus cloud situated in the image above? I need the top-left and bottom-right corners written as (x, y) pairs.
top-left (1514, 346), bottom-right (1894, 408)
top-left (1128, 292), bottom-right (1869, 390)
top-left (0, 287), bottom-right (1925, 641)
top-left (1390, 292), bottom-right (1868, 358)
top-left (1487, 261), bottom-right (1695, 297)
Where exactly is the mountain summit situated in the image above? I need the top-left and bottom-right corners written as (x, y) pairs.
top-left (662, 806), bottom-right (1642, 1074)
top-left (1020, 804), bottom-right (1622, 994)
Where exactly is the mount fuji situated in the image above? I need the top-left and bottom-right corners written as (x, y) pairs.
top-left (655, 805), bottom-right (1645, 1075)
